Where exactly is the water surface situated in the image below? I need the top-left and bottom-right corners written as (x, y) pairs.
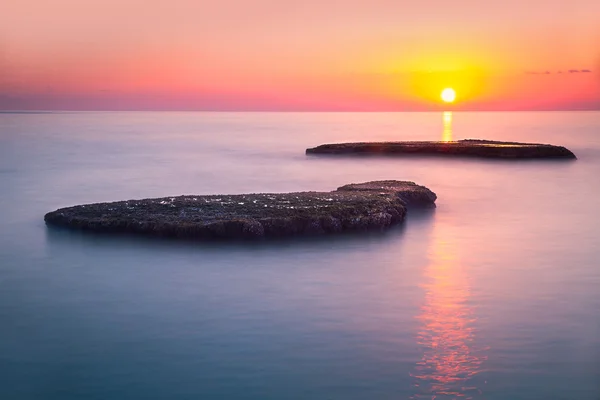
top-left (1, 112), bottom-right (599, 399)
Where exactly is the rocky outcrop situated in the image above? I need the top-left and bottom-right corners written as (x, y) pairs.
top-left (44, 180), bottom-right (436, 240)
top-left (337, 180), bottom-right (437, 206)
top-left (306, 139), bottom-right (576, 159)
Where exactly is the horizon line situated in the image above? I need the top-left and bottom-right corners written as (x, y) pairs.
top-left (2, 109), bottom-right (600, 113)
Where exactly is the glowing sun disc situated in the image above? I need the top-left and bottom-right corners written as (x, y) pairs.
top-left (441, 88), bottom-right (456, 103)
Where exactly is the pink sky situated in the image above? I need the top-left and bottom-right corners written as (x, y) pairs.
top-left (1, 0), bottom-right (599, 110)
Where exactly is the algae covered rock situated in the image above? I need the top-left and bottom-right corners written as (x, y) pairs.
top-left (306, 139), bottom-right (576, 159)
top-left (337, 180), bottom-right (437, 206)
top-left (44, 180), bottom-right (436, 240)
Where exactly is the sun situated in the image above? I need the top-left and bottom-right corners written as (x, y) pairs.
top-left (441, 88), bottom-right (456, 103)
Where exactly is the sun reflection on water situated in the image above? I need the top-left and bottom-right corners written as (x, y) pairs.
top-left (442, 111), bottom-right (453, 142)
top-left (411, 221), bottom-right (487, 399)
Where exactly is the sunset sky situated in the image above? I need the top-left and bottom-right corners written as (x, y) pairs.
top-left (1, 0), bottom-right (599, 110)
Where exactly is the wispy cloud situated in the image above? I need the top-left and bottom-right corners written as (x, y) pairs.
top-left (524, 69), bottom-right (593, 75)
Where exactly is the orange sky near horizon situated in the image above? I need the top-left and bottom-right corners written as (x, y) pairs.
top-left (1, 0), bottom-right (599, 110)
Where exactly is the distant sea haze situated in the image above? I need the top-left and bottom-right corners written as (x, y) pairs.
top-left (1, 111), bottom-right (599, 399)
top-left (1, 68), bottom-right (599, 112)
top-left (2, 91), bottom-right (599, 111)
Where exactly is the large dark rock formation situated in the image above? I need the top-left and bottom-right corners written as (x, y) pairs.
top-left (44, 181), bottom-right (436, 240)
top-left (306, 139), bottom-right (576, 159)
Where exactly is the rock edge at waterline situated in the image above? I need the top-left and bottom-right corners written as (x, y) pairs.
top-left (306, 139), bottom-right (576, 159)
top-left (44, 180), bottom-right (436, 240)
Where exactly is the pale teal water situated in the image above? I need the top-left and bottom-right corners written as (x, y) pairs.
top-left (1, 112), bottom-right (599, 399)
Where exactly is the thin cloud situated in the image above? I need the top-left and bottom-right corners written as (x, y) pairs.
top-left (524, 69), bottom-right (593, 75)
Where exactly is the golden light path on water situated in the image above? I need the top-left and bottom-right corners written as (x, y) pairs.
top-left (442, 111), bottom-right (453, 142)
top-left (411, 215), bottom-right (487, 399)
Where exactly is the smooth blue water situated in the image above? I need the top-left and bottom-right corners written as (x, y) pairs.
top-left (1, 112), bottom-right (599, 399)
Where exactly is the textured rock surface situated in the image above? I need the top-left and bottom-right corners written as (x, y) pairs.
top-left (337, 180), bottom-right (437, 206)
top-left (44, 181), bottom-right (436, 240)
top-left (306, 139), bottom-right (576, 159)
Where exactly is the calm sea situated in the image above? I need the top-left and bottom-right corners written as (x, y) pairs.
top-left (1, 111), bottom-right (599, 399)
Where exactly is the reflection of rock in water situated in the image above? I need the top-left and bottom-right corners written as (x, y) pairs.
top-left (442, 111), bottom-right (453, 142)
top-left (411, 227), bottom-right (487, 399)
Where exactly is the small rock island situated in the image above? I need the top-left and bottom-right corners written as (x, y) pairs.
top-left (44, 180), bottom-right (436, 240)
top-left (306, 139), bottom-right (576, 159)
